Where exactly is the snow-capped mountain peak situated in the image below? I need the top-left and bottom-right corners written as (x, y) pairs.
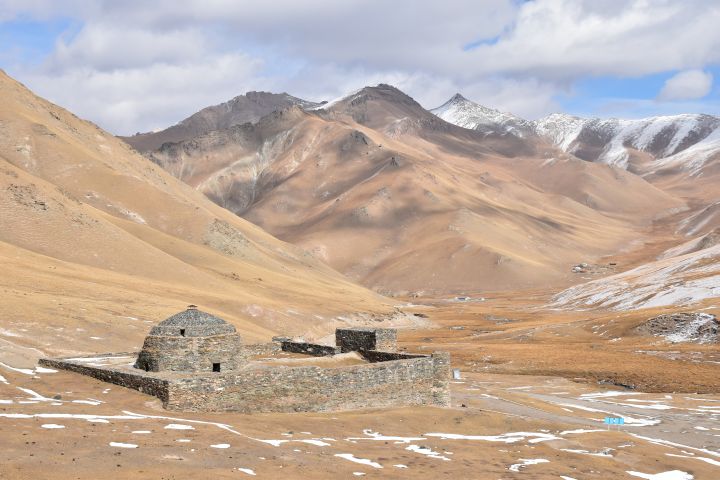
top-left (431, 93), bottom-right (720, 175)
top-left (430, 94), bottom-right (533, 136)
top-left (533, 113), bottom-right (720, 171)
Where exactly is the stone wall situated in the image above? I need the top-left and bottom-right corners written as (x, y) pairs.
top-left (39, 357), bottom-right (170, 403)
top-left (240, 342), bottom-right (282, 357)
top-left (335, 328), bottom-right (397, 352)
top-left (359, 350), bottom-right (428, 363)
top-left (164, 352), bottom-right (451, 413)
top-left (135, 333), bottom-right (243, 373)
top-left (281, 341), bottom-right (340, 356)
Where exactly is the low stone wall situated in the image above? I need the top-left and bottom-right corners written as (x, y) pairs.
top-left (359, 350), bottom-right (428, 363)
top-left (280, 341), bottom-right (340, 356)
top-left (165, 352), bottom-right (451, 413)
top-left (39, 356), bottom-right (170, 403)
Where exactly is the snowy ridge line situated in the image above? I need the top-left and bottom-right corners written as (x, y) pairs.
top-left (430, 93), bottom-right (720, 173)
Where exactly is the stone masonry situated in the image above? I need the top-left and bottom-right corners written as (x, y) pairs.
top-left (41, 308), bottom-right (451, 413)
top-left (336, 327), bottom-right (397, 352)
top-left (135, 308), bottom-right (243, 373)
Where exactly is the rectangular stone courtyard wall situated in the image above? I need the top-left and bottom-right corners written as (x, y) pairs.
top-left (39, 357), bottom-right (170, 402)
top-left (165, 352), bottom-right (451, 413)
top-left (359, 350), bottom-right (428, 362)
top-left (280, 341), bottom-right (340, 356)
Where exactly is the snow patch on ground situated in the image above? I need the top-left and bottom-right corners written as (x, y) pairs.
top-left (580, 391), bottom-right (642, 399)
top-left (425, 431), bottom-right (561, 443)
top-left (560, 448), bottom-right (613, 457)
top-left (164, 423), bottom-right (195, 430)
top-left (627, 470), bottom-right (693, 480)
top-left (630, 433), bottom-right (720, 458)
top-left (560, 429), bottom-right (604, 435)
top-left (406, 444), bottom-right (451, 461)
top-left (109, 442), bottom-right (138, 449)
top-left (299, 439), bottom-right (331, 447)
top-left (346, 429), bottom-right (425, 443)
top-left (666, 453), bottom-right (720, 466)
top-left (509, 458), bottom-right (549, 472)
top-left (334, 453), bottom-right (383, 468)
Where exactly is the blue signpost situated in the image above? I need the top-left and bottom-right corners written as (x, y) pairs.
top-left (604, 417), bottom-right (625, 430)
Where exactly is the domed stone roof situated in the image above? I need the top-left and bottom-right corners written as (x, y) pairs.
top-left (148, 308), bottom-right (237, 337)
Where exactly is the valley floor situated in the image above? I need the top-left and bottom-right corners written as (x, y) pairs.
top-left (1, 292), bottom-right (720, 478)
top-left (0, 364), bottom-right (718, 479)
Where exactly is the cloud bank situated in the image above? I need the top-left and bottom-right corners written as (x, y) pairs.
top-left (2, 0), bottom-right (719, 134)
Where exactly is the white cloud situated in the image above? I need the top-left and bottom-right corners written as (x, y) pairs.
top-left (48, 24), bottom-right (210, 71)
top-left (657, 70), bottom-right (713, 101)
top-left (462, 0), bottom-right (720, 79)
top-left (18, 53), bottom-right (265, 134)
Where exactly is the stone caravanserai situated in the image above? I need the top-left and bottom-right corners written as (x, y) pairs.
top-left (41, 307), bottom-right (451, 413)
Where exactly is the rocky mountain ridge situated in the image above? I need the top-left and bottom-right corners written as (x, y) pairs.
top-left (432, 94), bottom-right (720, 176)
top-left (136, 83), bottom-right (683, 295)
top-left (121, 91), bottom-right (321, 152)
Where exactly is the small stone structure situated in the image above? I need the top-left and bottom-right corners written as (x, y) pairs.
top-left (336, 327), bottom-right (397, 352)
top-left (134, 309), bottom-right (243, 373)
top-left (41, 307), bottom-right (451, 413)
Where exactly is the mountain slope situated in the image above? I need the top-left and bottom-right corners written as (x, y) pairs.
top-left (551, 244), bottom-right (720, 311)
top-left (121, 91), bottom-right (321, 152)
top-left (142, 84), bottom-right (683, 295)
top-left (0, 70), bottom-right (397, 363)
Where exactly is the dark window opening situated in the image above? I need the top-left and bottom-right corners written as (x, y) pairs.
top-left (180, 329), bottom-right (185, 337)
top-left (212, 363), bottom-right (221, 372)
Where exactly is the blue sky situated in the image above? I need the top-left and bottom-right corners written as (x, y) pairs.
top-left (561, 68), bottom-right (720, 118)
top-left (1, 1), bottom-right (719, 134)
top-left (0, 16), bottom-right (77, 65)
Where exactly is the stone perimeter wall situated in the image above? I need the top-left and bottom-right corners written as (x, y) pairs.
top-left (360, 350), bottom-right (428, 362)
top-left (40, 345), bottom-right (452, 413)
top-left (165, 352), bottom-right (451, 413)
top-left (39, 356), bottom-right (170, 403)
top-left (281, 341), bottom-right (340, 356)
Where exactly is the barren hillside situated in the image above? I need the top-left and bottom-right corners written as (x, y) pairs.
top-left (0, 70), bottom-right (399, 364)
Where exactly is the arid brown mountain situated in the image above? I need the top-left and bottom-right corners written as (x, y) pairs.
top-left (0, 70), bottom-right (398, 362)
top-left (121, 91), bottom-right (321, 152)
top-left (140, 84), bottom-right (684, 295)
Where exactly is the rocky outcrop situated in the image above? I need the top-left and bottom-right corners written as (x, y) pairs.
top-left (635, 312), bottom-right (719, 344)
